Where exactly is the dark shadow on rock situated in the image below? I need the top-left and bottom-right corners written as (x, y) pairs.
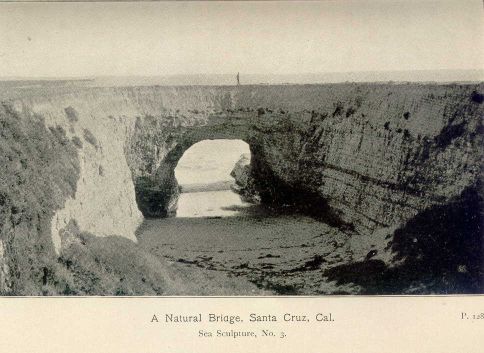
top-left (324, 185), bottom-right (483, 294)
top-left (248, 133), bottom-right (359, 231)
top-left (249, 152), bottom-right (354, 230)
top-left (390, 184), bottom-right (483, 293)
top-left (134, 176), bottom-right (179, 218)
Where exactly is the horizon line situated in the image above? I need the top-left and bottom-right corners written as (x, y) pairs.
top-left (1, 68), bottom-right (484, 80)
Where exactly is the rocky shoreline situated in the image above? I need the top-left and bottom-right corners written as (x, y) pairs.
top-left (0, 82), bottom-right (482, 294)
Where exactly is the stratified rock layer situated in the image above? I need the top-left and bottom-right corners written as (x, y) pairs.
top-left (1, 83), bottom-right (482, 293)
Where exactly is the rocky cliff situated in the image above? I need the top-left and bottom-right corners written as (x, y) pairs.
top-left (230, 153), bottom-right (260, 203)
top-left (0, 82), bottom-right (482, 294)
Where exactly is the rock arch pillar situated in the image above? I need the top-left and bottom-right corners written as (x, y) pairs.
top-left (127, 114), bottom-right (260, 218)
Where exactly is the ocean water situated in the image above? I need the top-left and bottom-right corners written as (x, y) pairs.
top-left (83, 70), bottom-right (484, 86)
top-left (176, 190), bottom-right (252, 218)
top-left (173, 139), bottom-right (252, 218)
top-left (175, 139), bottom-right (250, 186)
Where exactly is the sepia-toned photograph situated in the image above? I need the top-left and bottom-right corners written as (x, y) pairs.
top-left (0, 0), bottom-right (482, 297)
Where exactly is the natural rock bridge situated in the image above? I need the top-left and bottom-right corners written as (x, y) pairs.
top-left (117, 84), bottom-right (483, 235)
top-left (0, 82), bottom-right (482, 294)
top-left (127, 111), bottom-right (259, 218)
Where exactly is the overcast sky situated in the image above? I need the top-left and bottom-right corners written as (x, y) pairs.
top-left (0, 1), bottom-right (482, 77)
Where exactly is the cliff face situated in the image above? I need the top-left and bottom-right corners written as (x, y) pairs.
top-left (0, 83), bottom-right (482, 293)
top-left (122, 84), bottom-right (483, 232)
top-left (8, 91), bottom-right (144, 253)
top-left (248, 85), bottom-right (483, 235)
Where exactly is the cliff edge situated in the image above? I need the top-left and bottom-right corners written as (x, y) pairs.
top-left (0, 82), bottom-right (482, 294)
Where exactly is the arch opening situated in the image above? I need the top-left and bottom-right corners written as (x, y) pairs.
top-left (174, 139), bottom-right (253, 217)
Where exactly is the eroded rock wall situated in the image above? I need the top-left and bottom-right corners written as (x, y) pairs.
top-left (1, 83), bottom-right (482, 262)
top-left (246, 85), bottom-right (483, 235)
top-left (230, 153), bottom-right (260, 203)
top-left (7, 92), bottom-right (144, 253)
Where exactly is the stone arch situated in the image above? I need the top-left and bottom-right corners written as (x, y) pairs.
top-left (131, 120), bottom-right (257, 218)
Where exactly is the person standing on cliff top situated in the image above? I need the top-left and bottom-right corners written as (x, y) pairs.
top-left (236, 72), bottom-right (240, 86)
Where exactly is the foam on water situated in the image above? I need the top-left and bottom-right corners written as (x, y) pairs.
top-left (175, 140), bottom-right (250, 186)
top-left (176, 190), bottom-right (252, 218)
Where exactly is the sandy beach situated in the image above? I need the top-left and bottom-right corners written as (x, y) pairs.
top-left (136, 191), bottom-right (361, 295)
